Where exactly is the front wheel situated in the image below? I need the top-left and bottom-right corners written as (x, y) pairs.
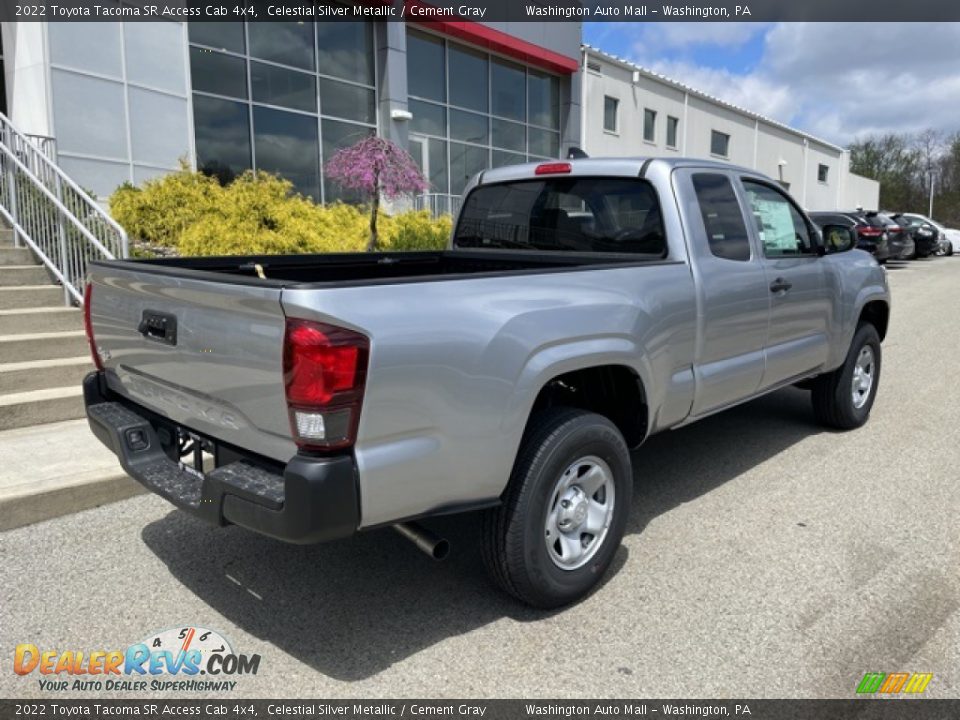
top-left (481, 407), bottom-right (632, 608)
top-left (810, 323), bottom-right (882, 430)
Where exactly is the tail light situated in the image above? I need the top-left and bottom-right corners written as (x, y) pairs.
top-left (857, 226), bottom-right (883, 238)
top-left (887, 225), bottom-right (901, 233)
top-left (282, 318), bottom-right (369, 451)
top-left (535, 162), bottom-right (572, 175)
top-left (83, 282), bottom-right (104, 371)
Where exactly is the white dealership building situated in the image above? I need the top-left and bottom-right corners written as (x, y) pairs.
top-left (0, 22), bottom-right (879, 212)
top-left (579, 45), bottom-right (880, 212)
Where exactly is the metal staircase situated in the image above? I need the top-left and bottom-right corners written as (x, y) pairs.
top-left (0, 112), bottom-right (129, 430)
top-left (0, 110), bottom-right (128, 306)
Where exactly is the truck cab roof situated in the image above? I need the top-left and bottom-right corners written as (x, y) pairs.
top-left (477, 156), bottom-right (762, 187)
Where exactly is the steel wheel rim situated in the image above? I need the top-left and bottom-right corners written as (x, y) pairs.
top-left (851, 345), bottom-right (875, 410)
top-left (544, 455), bottom-right (616, 571)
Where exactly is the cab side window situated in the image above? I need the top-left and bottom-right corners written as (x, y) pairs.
top-left (742, 180), bottom-right (815, 257)
top-left (691, 173), bottom-right (751, 262)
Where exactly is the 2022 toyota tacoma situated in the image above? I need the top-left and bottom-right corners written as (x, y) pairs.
top-left (83, 158), bottom-right (890, 608)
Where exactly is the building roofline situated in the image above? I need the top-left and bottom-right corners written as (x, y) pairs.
top-left (581, 44), bottom-right (846, 154)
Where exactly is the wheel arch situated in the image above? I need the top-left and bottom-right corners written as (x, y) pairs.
top-left (858, 299), bottom-right (890, 341)
top-left (524, 364), bottom-right (650, 449)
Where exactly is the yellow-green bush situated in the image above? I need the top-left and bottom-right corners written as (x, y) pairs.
top-left (110, 162), bottom-right (224, 249)
top-left (110, 167), bottom-right (452, 256)
top-left (382, 211), bottom-right (453, 251)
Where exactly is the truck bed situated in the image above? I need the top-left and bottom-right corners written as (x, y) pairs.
top-left (97, 249), bottom-right (660, 287)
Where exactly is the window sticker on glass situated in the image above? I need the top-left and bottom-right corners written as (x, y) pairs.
top-left (746, 188), bottom-right (799, 254)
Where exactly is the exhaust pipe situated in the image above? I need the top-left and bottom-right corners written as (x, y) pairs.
top-left (393, 522), bottom-right (450, 561)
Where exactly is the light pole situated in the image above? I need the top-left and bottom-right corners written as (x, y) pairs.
top-left (928, 165), bottom-right (936, 218)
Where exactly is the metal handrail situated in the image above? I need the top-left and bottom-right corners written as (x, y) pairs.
top-left (414, 193), bottom-right (462, 219)
top-left (24, 133), bottom-right (57, 161)
top-left (0, 111), bottom-right (128, 306)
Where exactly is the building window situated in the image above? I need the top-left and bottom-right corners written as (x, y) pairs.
top-left (710, 130), bottom-right (730, 158)
top-left (691, 173), bottom-right (751, 262)
top-left (188, 21), bottom-right (377, 203)
top-left (666, 116), bottom-right (679, 149)
top-left (406, 29), bottom-right (562, 197)
top-left (603, 96), bottom-right (618, 133)
top-left (643, 109), bottom-right (656, 143)
top-left (818, 164), bottom-right (829, 183)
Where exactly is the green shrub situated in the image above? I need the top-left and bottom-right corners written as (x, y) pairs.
top-left (382, 211), bottom-right (452, 251)
top-left (109, 167), bottom-right (452, 256)
top-left (110, 162), bottom-right (224, 249)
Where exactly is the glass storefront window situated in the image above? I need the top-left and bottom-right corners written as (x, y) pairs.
top-left (190, 48), bottom-right (247, 99)
top-left (253, 106), bottom-right (320, 199)
top-left (450, 109), bottom-right (489, 145)
top-left (407, 31), bottom-right (446, 103)
top-left (193, 95), bottom-right (251, 184)
top-left (528, 70), bottom-right (559, 130)
top-left (190, 21), bottom-right (376, 204)
top-left (492, 59), bottom-right (525, 121)
top-left (189, 22), bottom-right (245, 53)
top-left (251, 62), bottom-right (317, 113)
top-left (450, 142), bottom-right (488, 196)
top-left (405, 30), bottom-right (563, 197)
top-left (248, 22), bottom-right (315, 71)
top-left (492, 118), bottom-right (525, 153)
top-left (319, 78), bottom-right (376, 124)
top-left (316, 22), bottom-right (375, 85)
top-left (410, 100), bottom-right (446, 137)
top-left (528, 127), bottom-right (560, 158)
top-left (427, 139), bottom-right (449, 195)
top-left (448, 45), bottom-right (488, 113)
top-left (492, 150), bottom-right (526, 168)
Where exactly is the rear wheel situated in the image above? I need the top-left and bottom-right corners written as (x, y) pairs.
top-left (481, 407), bottom-right (632, 608)
top-left (810, 323), bottom-right (881, 430)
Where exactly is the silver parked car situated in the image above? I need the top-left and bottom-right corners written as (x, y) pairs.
top-left (83, 158), bottom-right (890, 608)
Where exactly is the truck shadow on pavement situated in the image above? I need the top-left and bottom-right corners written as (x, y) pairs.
top-left (141, 387), bottom-right (821, 682)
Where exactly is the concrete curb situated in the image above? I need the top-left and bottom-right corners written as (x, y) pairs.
top-left (0, 472), bottom-right (145, 532)
top-left (0, 418), bottom-right (146, 532)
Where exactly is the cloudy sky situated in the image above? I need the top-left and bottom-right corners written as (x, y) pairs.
top-left (583, 23), bottom-right (960, 147)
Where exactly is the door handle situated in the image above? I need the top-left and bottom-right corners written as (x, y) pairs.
top-left (769, 277), bottom-right (793, 293)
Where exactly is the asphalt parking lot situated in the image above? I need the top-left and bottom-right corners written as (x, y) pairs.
top-left (1, 257), bottom-right (958, 700)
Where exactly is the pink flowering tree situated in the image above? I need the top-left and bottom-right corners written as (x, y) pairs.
top-left (325, 136), bottom-right (428, 251)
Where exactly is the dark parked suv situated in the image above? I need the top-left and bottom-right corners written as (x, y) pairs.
top-left (809, 211), bottom-right (906, 263)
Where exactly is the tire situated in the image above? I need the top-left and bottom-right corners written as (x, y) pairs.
top-left (481, 407), bottom-right (632, 608)
top-left (810, 323), bottom-right (882, 430)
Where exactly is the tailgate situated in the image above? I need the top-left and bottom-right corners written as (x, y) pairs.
top-left (87, 262), bottom-right (296, 463)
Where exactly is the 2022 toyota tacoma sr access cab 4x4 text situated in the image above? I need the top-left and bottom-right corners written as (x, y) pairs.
top-left (83, 158), bottom-right (890, 608)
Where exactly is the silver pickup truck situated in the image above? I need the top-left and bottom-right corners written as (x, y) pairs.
top-left (83, 157), bottom-right (890, 608)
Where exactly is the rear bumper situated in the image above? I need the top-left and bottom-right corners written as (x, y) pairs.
top-left (83, 372), bottom-right (359, 544)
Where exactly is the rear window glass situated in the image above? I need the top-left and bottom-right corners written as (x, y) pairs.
top-left (453, 177), bottom-right (666, 256)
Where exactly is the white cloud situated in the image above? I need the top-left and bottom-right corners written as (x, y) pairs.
top-left (621, 22), bottom-right (960, 145)
top-left (636, 59), bottom-right (794, 120)
top-left (634, 22), bottom-right (770, 52)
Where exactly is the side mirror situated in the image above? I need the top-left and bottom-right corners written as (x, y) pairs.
top-left (820, 224), bottom-right (856, 254)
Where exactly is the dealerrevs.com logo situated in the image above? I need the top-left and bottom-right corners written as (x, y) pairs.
top-left (13, 626), bottom-right (260, 693)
